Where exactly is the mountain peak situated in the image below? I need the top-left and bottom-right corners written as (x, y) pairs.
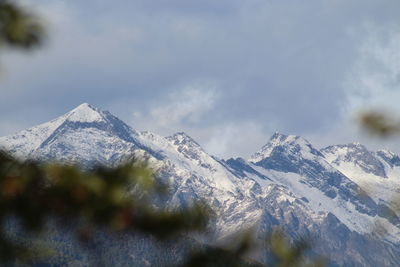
top-left (270, 132), bottom-right (302, 143)
top-left (66, 103), bottom-right (104, 123)
top-left (322, 143), bottom-right (369, 156)
top-left (0, 103), bottom-right (144, 163)
top-left (377, 149), bottom-right (395, 157)
top-left (249, 132), bottom-right (312, 163)
top-left (167, 132), bottom-right (201, 147)
top-left (348, 142), bottom-right (367, 150)
top-left (70, 103), bottom-right (97, 113)
top-left (76, 102), bottom-right (92, 109)
top-left (321, 143), bottom-right (388, 178)
top-left (170, 131), bottom-right (191, 138)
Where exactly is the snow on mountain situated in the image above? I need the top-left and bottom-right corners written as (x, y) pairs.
top-left (2, 104), bottom-right (400, 266)
top-left (322, 143), bottom-right (387, 178)
top-left (137, 131), bottom-right (240, 193)
top-left (0, 109), bottom-right (68, 158)
top-left (377, 149), bottom-right (400, 168)
top-left (136, 130), bottom-right (261, 238)
top-left (66, 103), bottom-right (105, 123)
top-left (322, 144), bottom-right (400, 210)
top-left (249, 132), bottom-right (323, 163)
top-left (248, 133), bottom-right (385, 221)
top-left (0, 103), bottom-right (160, 166)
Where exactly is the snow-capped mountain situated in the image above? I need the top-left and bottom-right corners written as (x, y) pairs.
top-left (1, 104), bottom-right (400, 266)
top-left (0, 103), bottom-right (163, 166)
top-left (322, 143), bottom-right (400, 214)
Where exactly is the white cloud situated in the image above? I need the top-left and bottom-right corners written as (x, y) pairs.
top-left (132, 83), bottom-right (219, 135)
top-left (131, 84), bottom-right (272, 159)
top-left (345, 26), bottom-right (400, 113)
top-left (306, 27), bottom-right (400, 153)
top-left (202, 121), bottom-right (270, 159)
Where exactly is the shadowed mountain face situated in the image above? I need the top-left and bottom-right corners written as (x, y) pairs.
top-left (2, 104), bottom-right (400, 266)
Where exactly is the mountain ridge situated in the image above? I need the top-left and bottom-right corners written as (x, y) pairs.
top-left (2, 103), bottom-right (400, 266)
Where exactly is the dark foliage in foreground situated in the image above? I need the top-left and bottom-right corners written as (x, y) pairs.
top-left (0, 0), bottom-right (44, 50)
top-left (0, 151), bottom-right (209, 263)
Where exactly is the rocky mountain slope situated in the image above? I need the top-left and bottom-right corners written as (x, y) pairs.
top-left (2, 103), bottom-right (400, 266)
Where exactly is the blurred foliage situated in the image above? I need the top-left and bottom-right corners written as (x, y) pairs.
top-left (265, 230), bottom-right (325, 267)
top-left (0, 0), bottom-right (44, 50)
top-left (181, 230), bottom-right (325, 267)
top-left (359, 110), bottom-right (400, 242)
top-left (0, 151), bottom-right (209, 263)
top-left (182, 231), bottom-right (258, 267)
top-left (359, 110), bottom-right (400, 138)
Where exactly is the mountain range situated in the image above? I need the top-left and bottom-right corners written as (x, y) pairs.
top-left (1, 103), bottom-right (400, 266)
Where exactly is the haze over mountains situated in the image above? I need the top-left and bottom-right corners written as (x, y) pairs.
top-left (2, 103), bottom-right (400, 266)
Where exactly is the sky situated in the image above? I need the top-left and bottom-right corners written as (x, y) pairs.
top-left (1, 0), bottom-right (400, 158)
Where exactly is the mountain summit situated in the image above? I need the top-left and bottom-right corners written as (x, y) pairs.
top-left (65, 103), bottom-right (104, 123)
top-left (249, 132), bottom-right (322, 164)
top-left (0, 103), bottom-right (144, 165)
top-left (2, 103), bottom-right (400, 266)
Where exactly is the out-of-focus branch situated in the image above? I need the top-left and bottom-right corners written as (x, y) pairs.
top-left (359, 110), bottom-right (400, 138)
top-left (0, 0), bottom-right (44, 50)
top-left (0, 151), bottom-right (209, 263)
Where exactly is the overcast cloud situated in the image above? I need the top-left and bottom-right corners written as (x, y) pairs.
top-left (1, 0), bottom-right (400, 158)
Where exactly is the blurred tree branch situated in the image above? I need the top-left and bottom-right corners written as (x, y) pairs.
top-left (359, 110), bottom-right (400, 138)
top-left (0, 152), bottom-right (209, 263)
top-left (0, 0), bottom-right (44, 50)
